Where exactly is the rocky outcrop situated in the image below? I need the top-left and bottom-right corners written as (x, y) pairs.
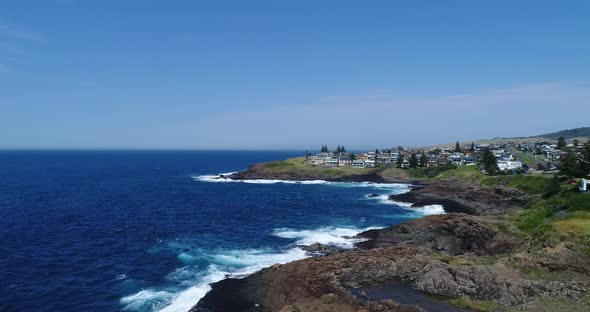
top-left (356, 214), bottom-right (518, 255)
top-left (191, 212), bottom-right (590, 312)
top-left (389, 180), bottom-right (536, 215)
top-left (229, 163), bottom-right (395, 183)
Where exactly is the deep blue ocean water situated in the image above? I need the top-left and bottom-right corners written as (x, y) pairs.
top-left (0, 151), bottom-right (438, 312)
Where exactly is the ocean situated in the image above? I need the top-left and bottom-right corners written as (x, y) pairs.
top-left (0, 150), bottom-right (443, 312)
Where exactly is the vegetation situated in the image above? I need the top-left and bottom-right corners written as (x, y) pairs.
top-left (557, 136), bottom-right (567, 150)
top-left (396, 153), bottom-right (403, 168)
top-left (409, 153), bottom-right (418, 169)
top-left (480, 149), bottom-right (498, 175)
top-left (419, 152), bottom-right (428, 167)
top-left (408, 163), bottom-right (457, 178)
top-left (560, 142), bottom-right (590, 178)
top-left (481, 174), bottom-right (551, 195)
top-left (536, 127), bottom-right (590, 140)
top-left (543, 174), bottom-right (561, 198)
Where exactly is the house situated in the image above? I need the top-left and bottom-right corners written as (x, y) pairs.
top-left (581, 179), bottom-right (589, 192)
top-left (364, 160), bottom-right (376, 168)
top-left (324, 158), bottom-right (339, 167)
top-left (352, 160), bottom-right (366, 168)
top-left (308, 155), bottom-right (327, 166)
top-left (497, 161), bottom-right (523, 171)
top-left (338, 158), bottom-right (352, 167)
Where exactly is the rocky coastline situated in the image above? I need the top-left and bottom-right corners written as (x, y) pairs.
top-left (191, 166), bottom-right (590, 312)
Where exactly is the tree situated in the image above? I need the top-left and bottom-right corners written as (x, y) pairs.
top-left (470, 142), bottom-right (475, 153)
top-left (481, 149), bottom-right (498, 175)
top-left (557, 136), bottom-right (567, 150)
top-left (397, 146), bottom-right (404, 152)
top-left (350, 154), bottom-right (356, 161)
top-left (573, 139), bottom-right (579, 147)
top-left (409, 153), bottom-right (418, 169)
top-left (581, 143), bottom-right (590, 177)
top-left (419, 152), bottom-right (428, 167)
top-left (341, 146), bottom-right (346, 153)
top-left (375, 149), bottom-right (379, 163)
top-left (397, 154), bottom-right (404, 168)
top-left (543, 174), bottom-right (561, 199)
top-left (455, 141), bottom-right (462, 152)
top-left (560, 150), bottom-right (580, 177)
top-left (305, 150), bottom-right (309, 160)
top-left (560, 150), bottom-right (582, 178)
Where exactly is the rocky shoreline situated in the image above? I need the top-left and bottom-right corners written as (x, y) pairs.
top-left (190, 167), bottom-right (590, 312)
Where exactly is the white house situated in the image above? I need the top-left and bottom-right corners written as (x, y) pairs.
top-left (364, 160), bottom-right (376, 168)
top-left (324, 158), bottom-right (339, 167)
top-left (352, 160), bottom-right (366, 168)
top-left (497, 161), bottom-right (523, 171)
top-left (581, 179), bottom-right (589, 192)
top-left (308, 155), bottom-right (327, 166)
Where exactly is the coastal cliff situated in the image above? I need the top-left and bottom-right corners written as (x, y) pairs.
top-left (228, 157), bottom-right (410, 183)
top-left (193, 161), bottom-right (590, 312)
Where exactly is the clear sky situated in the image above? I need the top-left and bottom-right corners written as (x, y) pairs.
top-left (1, 1), bottom-right (589, 150)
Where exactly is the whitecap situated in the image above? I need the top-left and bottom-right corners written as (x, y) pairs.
top-left (193, 173), bottom-right (412, 193)
top-left (272, 226), bottom-right (379, 248)
top-left (121, 290), bottom-right (174, 311)
top-left (123, 247), bottom-right (308, 312)
top-left (411, 204), bottom-right (445, 215)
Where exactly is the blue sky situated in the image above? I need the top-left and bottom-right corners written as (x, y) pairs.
top-left (1, 1), bottom-right (589, 150)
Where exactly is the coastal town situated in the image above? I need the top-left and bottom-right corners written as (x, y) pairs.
top-left (305, 138), bottom-right (590, 191)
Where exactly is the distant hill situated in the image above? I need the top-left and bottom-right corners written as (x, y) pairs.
top-left (533, 127), bottom-right (590, 140)
top-left (432, 127), bottom-right (590, 148)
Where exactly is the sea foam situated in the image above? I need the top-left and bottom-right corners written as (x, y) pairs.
top-left (122, 246), bottom-right (308, 312)
top-left (272, 226), bottom-right (379, 248)
top-left (125, 172), bottom-right (440, 312)
top-left (193, 173), bottom-right (412, 191)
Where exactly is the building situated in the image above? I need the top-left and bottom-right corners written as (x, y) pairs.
top-left (352, 160), bottom-right (366, 168)
top-left (497, 161), bottom-right (523, 171)
top-left (581, 179), bottom-right (589, 192)
top-left (338, 159), bottom-right (352, 167)
top-left (364, 160), bottom-right (376, 168)
top-left (324, 158), bottom-right (339, 167)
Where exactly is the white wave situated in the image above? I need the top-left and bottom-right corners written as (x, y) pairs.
top-left (158, 266), bottom-right (228, 312)
top-left (121, 290), bottom-right (174, 311)
top-left (193, 172), bottom-right (411, 192)
top-left (386, 200), bottom-right (414, 207)
top-left (123, 247), bottom-right (308, 312)
top-left (192, 172), bottom-right (237, 183)
top-left (272, 226), bottom-right (379, 248)
top-left (412, 204), bottom-right (445, 215)
top-left (386, 200), bottom-right (445, 216)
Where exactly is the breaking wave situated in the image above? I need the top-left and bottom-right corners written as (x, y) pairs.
top-left (121, 245), bottom-right (307, 312)
top-left (272, 226), bottom-right (379, 248)
top-left (120, 173), bottom-right (444, 312)
top-left (193, 173), bottom-right (411, 191)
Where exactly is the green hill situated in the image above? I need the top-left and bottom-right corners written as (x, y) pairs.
top-left (533, 127), bottom-right (590, 140)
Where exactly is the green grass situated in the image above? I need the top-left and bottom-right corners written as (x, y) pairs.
top-left (262, 157), bottom-right (376, 177)
top-left (433, 165), bottom-right (483, 181)
top-left (554, 211), bottom-right (590, 235)
top-left (264, 161), bottom-right (296, 169)
top-left (481, 175), bottom-right (551, 195)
